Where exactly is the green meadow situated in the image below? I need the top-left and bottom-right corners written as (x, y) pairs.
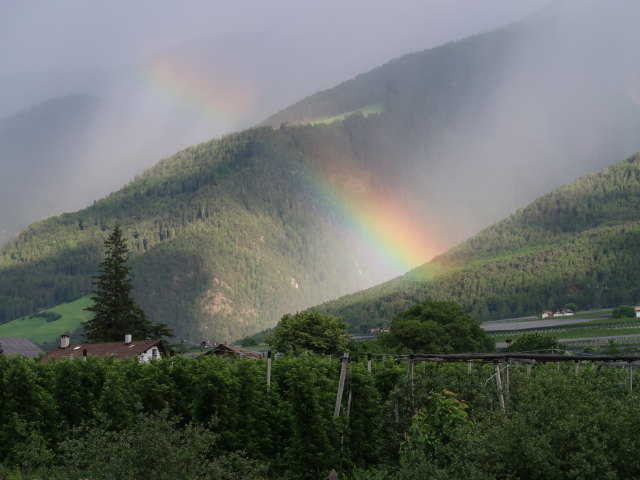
top-left (490, 315), bottom-right (640, 343)
top-left (299, 102), bottom-right (384, 125)
top-left (0, 295), bottom-right (92, 345)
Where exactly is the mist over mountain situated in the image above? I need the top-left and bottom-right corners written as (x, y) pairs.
top-left (266, 0), bottom-right (640, 246)
top-left (0, 1), bottom-right (550, 245)
top-left (1, 0), bottom-right (640, 342)
top-left (1, 34), bottom-right (388, 244)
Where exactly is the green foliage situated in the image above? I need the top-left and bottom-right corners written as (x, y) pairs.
top-left (503, 333), bottom-right (560, 353)
top-left (400, 390), bottom-right (469, 459)
top-left (266, 310), bottom-right (349, 355)
top-left (383, 300), bottom-right (494, 353)
top-left (2, 356), bottom-right (640, 478)
top-left (83, 225), bottom-right (172, 342)
top-left (46, 412), bottom-right (266, 480)
top-left (603, 339), bottom-right (622, 354)
top-left (239, 336), bottom-right (258, 347)
top-left (30, 311), bottom-right (61, 322)
top-left (612, 304), bottom-right (636, 318)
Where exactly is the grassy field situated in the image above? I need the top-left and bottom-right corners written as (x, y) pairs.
top-left (297, 103), bottom-right (385, 125)
top-left (0, 296), bottom-right (92, 345)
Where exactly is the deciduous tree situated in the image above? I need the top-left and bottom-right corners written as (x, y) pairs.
top-left (382, 300), bottom-right (493, 353)
top-left (266, 310), bottom-right (348, 355)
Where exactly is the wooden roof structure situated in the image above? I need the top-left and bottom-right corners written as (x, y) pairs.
top-left (399, 352), bottom-right (640, 363)
top-left (203, 343), bottom-right (261, 358)
top-left (43, 339), bottom-right (163, 362)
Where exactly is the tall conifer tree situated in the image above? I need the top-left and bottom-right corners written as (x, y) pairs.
top-left (83, 225), bottom-right (172, 342)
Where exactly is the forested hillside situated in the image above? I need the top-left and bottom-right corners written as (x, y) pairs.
top-left (320, 154), bottom-right (640, 330)
top-left (0, 123), bottom-right (423, 341)
top-left (2, 0), bottom-right (640, 342)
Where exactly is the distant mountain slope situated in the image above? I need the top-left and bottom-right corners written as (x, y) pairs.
top-left (0, 33), bottom-right (410, 245)
top-left (265, 0), bottom-right (640, 241)
top-left (3, 0), bottom-right (640, 341)
top-left (319, 153), bottom-right (640, 331)
top-left (0, 96), bottom-right (103, 243)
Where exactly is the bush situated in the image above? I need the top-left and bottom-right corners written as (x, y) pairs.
top-left (612, 305), bottom-right (636, 318)
top-left (30, 311), bottom-right (62, 322)
top-left (47, 412), bottom-right (266, 480)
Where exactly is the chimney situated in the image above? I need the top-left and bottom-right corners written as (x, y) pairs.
top-left (60, 334), bottom-right (70, 348)
top-left (125, 334), bottom-right (132, 344)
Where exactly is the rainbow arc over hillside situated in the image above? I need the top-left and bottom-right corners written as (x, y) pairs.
top-left (308, 161), bottom-right (443, 276)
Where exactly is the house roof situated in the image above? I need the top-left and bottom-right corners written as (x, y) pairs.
top-left (204, 343), bottom-right (261, 358)
top-left (0, 337), bottom-right (44, 358)
top-left (43, 339), bottom-right (163, 362)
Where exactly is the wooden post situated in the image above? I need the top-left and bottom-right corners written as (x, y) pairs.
top-left (574, 361), bottom-right (580, 376)
top-left (494, 362), bottom-right (506, 413)
top-left (467, 361), bottom-right (472, 375)
top-left (266, 350), bottom-right (272, 389)
top-left (367, 353), bottom-right (372, 373)
top-left (628, 362), bottom-right (633, 392)
top-left (527, 362), bottom-right (533, 377)
top-left (408, 353), bottom-right (415, 383)
top-left (504, 360), bottom-right (510, 403)
top-left (394, 397), bottom-right (400, 424)
top-left (408, 353), bottom-right (415, 403)
top-left (334, 353), bottom-right (349, 419)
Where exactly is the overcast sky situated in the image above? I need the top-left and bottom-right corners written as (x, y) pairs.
top-left (1, 0), bottom-right (551, 74)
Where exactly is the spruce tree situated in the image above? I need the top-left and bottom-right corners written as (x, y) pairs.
top-left (83, 225), bottom-right (172, 342)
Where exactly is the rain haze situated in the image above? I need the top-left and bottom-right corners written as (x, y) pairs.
top-left (0, 0), bottom-right (550, 220)
top-left (4, 0), bottom-right (640, 258)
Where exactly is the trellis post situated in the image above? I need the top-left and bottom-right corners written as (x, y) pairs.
top-left (408, 353), bottom-right (415, 403)
top-left (504, 360), bottom-right (510, 403)
top-left (266, 350), bottom-right (272, 389)
top-left (494, 361), bottom-right (506, 413)
top-left (334, 353), bottom-right (349, 419)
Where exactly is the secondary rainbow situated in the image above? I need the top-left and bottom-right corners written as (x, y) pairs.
top-left (139, 54), bottom-right (255, 122)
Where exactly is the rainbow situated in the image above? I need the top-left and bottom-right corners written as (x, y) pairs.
top-left (307, 162), bottom-right (444, 277)
top-left (138, 54), bottom-right (441, 276)
top-left (139, 54), bottom-right (255, 123)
